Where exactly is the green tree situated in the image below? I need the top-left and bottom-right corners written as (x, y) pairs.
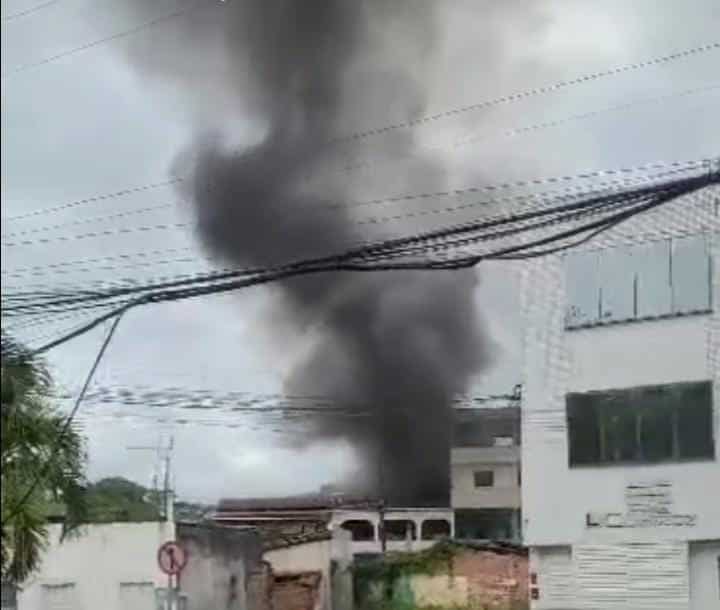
top-left (1, 334), bottom-right (87, 586)
top-left (85, 477), bottom-right (161, 523)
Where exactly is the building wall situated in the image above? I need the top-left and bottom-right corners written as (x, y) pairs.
top-left (355, 545), bottom-right (528, 609)
top-left (264, 532), bottom-right (352, 610)
top-left (521, 187), bottom-right (719, 547)
top-left (176, 522), bottom-right (264, 610)
top-left (17, 522), bottom-right (174, 610)
top-left (451, 448), bottom-right (521, 510)
top-left (521, 186), bottom-right (719, 609)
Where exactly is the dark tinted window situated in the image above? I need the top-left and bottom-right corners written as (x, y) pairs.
top-left (474, 470), bottom-right (494, 487)
top-left (567, 381), bottom-right (714, 466)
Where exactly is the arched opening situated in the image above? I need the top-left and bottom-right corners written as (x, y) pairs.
top-left (421, 519), bottom-right (451, 540)
top-left (340, 520), bottom-right (375, 541)
top-left (381, 519), bottom-right (417, 541)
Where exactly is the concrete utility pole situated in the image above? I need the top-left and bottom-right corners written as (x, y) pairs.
top-left (127, 435), bottom-right (174, 521)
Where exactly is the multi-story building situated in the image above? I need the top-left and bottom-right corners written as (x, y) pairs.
top-left (451, 396), bottom-right (522, 542)
top-left (520, 182), bottom-right (719, 609)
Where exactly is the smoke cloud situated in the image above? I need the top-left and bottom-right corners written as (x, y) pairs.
top-left (121, 0), bottom-right (490, 506)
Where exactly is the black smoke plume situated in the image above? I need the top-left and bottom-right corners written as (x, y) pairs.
top-left (122, 0), bottom-right (490, 506)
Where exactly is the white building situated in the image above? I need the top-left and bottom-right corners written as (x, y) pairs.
top-left (520, 183), bottom-right (719, 609)
top-left (16, 522), bottom-right (174, 610)
top-left (451, 402), bottom-right (522, 542)
top-left (213, 496), bottom-right (454, 556)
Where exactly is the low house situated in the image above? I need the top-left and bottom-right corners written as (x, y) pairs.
top-left (212, 495), bottom-right (454, 557)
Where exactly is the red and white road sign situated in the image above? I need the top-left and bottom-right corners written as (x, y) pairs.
top-left (157, 541), bottom-right (188, 576)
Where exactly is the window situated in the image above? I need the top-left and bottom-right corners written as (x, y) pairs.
top-left (567, 381), bottom-right (714, 466)
top-left (381, 520), bottom-right (416, 541)
top-left (41, 584), bottom-right (77, 610)
top-left (493, 436), bottom-right (514, 447)
top-left (565, 236), bottom-right (711, 328)
top-left (421, 519), bottom-right (451, 540)
top-left (118, 582), bottom-right (155, 610)
top-left (340, 520), bottom-right (374, 541)
top-left (1, 582), bottom-right (17, 610)
top-left (474, 470), bottom-right (494, 487)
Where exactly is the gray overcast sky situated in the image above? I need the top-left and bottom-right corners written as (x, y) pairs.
top-left (2, 0), bottom-right (719, 502)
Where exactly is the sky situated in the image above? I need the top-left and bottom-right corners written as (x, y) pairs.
top-left (2, 0), bottom-right (719, 502)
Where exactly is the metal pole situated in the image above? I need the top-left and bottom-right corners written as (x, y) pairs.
top-left (378, 444), bottom-right (387, 553)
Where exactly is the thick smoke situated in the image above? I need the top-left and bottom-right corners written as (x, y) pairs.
top-left (122, 0), bottom-right (490, 505)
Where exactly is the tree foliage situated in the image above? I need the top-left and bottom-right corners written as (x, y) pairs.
top-left (1, 334), bottom-right (87, 585)
top-left (85, 477), bottom-right (161, 523)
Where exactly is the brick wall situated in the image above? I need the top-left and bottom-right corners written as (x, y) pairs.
top-left (453, 548), bottom-right (528, 608)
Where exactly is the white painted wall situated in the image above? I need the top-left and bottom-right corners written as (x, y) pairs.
top-left (520, 188), bottom-right (720, 546)
top-left (18, 522), bottom-right (175, 610)
top-left (451, 461), bottom-right (521, 509)
top-left (689, 541), bottom-right (720, 610)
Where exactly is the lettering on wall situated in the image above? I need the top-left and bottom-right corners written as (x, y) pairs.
top-left (586, 481), bottom-right (697, 528)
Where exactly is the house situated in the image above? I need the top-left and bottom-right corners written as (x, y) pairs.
top-left (520, 183), bottom-right (719, 609)
top-left (451, 396), bottom-right (522, 543)
top-left (212, 495), bottom-right (454, 557)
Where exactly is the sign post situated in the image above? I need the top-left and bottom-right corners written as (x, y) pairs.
top-left (158, 541), bottom-right (187, 610)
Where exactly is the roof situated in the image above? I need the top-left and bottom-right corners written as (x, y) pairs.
top-left (262, 529), bottom-right (333, 551)
top-left (217, 494), bottom-right (379, 513)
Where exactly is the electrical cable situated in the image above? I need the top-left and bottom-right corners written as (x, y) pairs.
top-left (1, 0), bottom-right (210, 79)
top-left (330, 42), bottom-right (720, 144)
top-left (1, 0), bottom-right (59, 23)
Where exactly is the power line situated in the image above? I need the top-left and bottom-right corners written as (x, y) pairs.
top-left (1, 313), bottom-right (124, 527)
top-left (0, 164), bottom-right (698, 294)
top-left (5, 178), bottom-right (181, 222)
top-left (2, 178), bottom-right (675, 314)
top-left (15, 170), bottom-right (715, 354)
top-left (3, 171), bottom-right (712, 319)
top-left (1, 201), bottom-right (177, 240)
top-left (331, 42), bottom-right (720, 144)
top-left (1, 0), bottom-right (209, 79)
top-left (2, 158), bottom-right (709, 251)
top-left (325, 84), bottom-right (720, 178)
top-left (1, 247), bottom-right (194, 277)
top-left (1, 0), bottom-right (59, 23)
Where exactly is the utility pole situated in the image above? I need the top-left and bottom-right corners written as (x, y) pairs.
top-left (127, 435), bottom-right (174, 521)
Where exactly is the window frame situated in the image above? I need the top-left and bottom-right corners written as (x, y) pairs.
top-left (473, 470), bottom-right (495, 487)
top-left (567, 381), bottom-right (715, 468)
top-left (564, 235), bottom-right (712, 330)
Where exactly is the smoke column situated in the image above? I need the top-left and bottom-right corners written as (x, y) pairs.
top-left (122, 0), bottom-right (490, 505)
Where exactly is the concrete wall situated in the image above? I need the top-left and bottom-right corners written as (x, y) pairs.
top-left (451, 447), bottom-right (521, 509)
top-left (521, 188), bottom-right (719, 609)
top-left (18, 521), bottom-right (174, 610)
top-left (177, 523), bottom-right (264, 610)
top-left (356, 545), bottom-right (528, 609)
top-left (265, 540), bottom-right (332, 610)
top-left (521, 188), bottom-right (720, 546)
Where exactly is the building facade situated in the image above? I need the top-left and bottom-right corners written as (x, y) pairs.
top-left (451, 401), bottom-right (522, 542)
top-left (520, 184), bottom-right (719, 609)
